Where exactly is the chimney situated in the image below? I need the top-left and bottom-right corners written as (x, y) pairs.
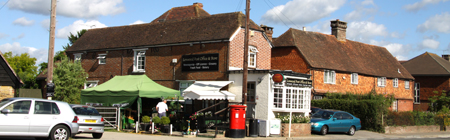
top-left (303, 27), bottom-right (306, 31)
top-left (443, 54), bottom-right (450, 61)
top-left (261, 25), bottom-right (274, 42)
top-left (330, 19), bottom-right (347, 41)
top-left (193, 2), bottom-right (203, 9)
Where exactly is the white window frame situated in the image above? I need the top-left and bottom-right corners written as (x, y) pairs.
top-left (248, 46), bottom-right (258, 68)
top-left (351, 73), bottom-right (358, 84)
top-left (377, 77), bottom-right (386, 87)
top-left (97, 53), bottom-right (106, 64)
top-left (74, 53), bottom-right (82, 63)
top-left (271, 76), bottom-right (311, 112)
top-left (133, 49), bottom-right (147, 72)
top-left (393, 78), bottom-right (398, 88)
top-left (179, 80), bottom-right (194, 96)
top-left (392, 99), bottom-right (398, 112)
top-left (405, 80), bottom-right (410, 89)
top-left (84, 80), bottom-right (99, 89)
top-left (324, 70), bottom-right (336, 84)
top-left (414, 83), bottom-right (420, 104)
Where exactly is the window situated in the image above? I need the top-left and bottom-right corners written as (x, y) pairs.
top-left (4, 100), bottom-right (31, 114)
top-left (84, 81), bottom-right (98, 89)
top-left (351, 73), bottom-right (358, 84)
top-left (248, 46), bottom-right (258, 68)
top-left (392, 100), bottom-right (398, 112)
top-left (324, 70), bottom-right (336, 84)
top-left (133, 49), bottom-right (147, 72)
top-left (377, 77), bottom-right (386, 87)
top-left (393, 78), bottom-right (398, 87)
top-left (273, 88), bottom-right (283, 108)
top-left (97, 54), bottom-right (106, 64)
top-left (414, 83), bottom-right (420, 104)
top-left (247, 82), bottom-right (256, 102)
top-left (74, 53), bottom-right (82, 63)
top-left (342, 113), bottom-right (354, 119)
top-left (179, 81), bottom-right (194, 96)
top-left (405, 80), bottom-right (410, 89)
top-left (273, 86), bottom-right (310, 110)
top-left (34, 101), bottom-right (60, 114)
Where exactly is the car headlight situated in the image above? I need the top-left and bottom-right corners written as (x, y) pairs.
top-left (310, 122), bottom-right (319, 126)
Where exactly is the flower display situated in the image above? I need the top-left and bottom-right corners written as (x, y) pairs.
top-left (189, 111), bottom-right (213, 120)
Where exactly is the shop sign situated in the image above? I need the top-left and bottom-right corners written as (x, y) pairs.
top-left (285, 78), bottom-right (312, 87)
top-left (272, 73), bottom-right (284, 83)
top-left (182, 53), bottom-right (219, 71)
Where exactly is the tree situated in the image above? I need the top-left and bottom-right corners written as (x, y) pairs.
top-left (3, 52), bottom-right (38, 88)
top-left (429, 90), bottom-right (450, 112)
top-left (63, 29), bottom-right (87, 50)
top-left (53, 57), bottom-right (88, 104)
top-left (38, 62), bottom-right (48, 75)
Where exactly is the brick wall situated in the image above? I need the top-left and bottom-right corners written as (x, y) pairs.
top-left (0, 86), bottom-right (14, 100)
top-left (271, 47), bottom-right (309, 73)
top-left (229, 29), bottom-right (271, 69)
top-left (398, 99), bottom-right (413, 112)
top-left (413, 76), bottom-right (450, 111)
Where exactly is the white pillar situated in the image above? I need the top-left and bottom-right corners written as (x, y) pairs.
top-left (170, 124), bottom-right (173, 135)
top-left (151, 122), bottom-right (154, 134)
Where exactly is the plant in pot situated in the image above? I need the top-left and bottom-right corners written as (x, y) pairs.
top-left (140, 115), bottom-right (151, 131)
top-left (161, 116), bottom-right (171, 133)
top-left (152, 117), bottom-right (161, 132)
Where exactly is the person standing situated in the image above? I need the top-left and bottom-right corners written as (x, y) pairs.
top-left (156, 99), bottom-right (168, 118)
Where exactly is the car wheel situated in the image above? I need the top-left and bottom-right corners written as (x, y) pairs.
top-left (50, 125), bottom-right (70, 140)
top-left (320, 126), bottom-right (327, 135)
top-left (347, 126), bottom-right (356, 136)
top-left (92, 133), bottom-right (103, 139)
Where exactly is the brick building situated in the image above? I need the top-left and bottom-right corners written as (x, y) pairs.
top-left (271, 20), bottom-right (414, 111)
top-left (401, 52), bottom-right (450, 111)
top-left (0, 51), bottom-right (23, 100)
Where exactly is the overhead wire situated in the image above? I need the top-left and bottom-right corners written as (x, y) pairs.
top-left (235, 0), bottom-right (244, 12)
top-left (263, 0), bottom-right (290, 28)
top-left (0, 0), bottom-right (10, 11)
top-left (264, 0), bottom-right (301, 29)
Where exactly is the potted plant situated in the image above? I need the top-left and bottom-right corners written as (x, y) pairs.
top-left (140, 115), bottom-right (151, 131)
top-left (161, 116), bottom-right (171, 133)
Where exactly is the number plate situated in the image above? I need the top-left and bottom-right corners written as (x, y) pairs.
top-left (85, 119), bottom-right (96, 123)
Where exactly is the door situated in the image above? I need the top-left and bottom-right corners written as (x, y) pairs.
top-left (29, 101), bottom-right (60, 135)
top-left (340, 113), bottom-right (354, 132)
top-left (328, 113), bottom-right (343, 132)
top-left (246, 82), bottom-right (256, 118)
top-left (0, 100), bottom-right (32, 136)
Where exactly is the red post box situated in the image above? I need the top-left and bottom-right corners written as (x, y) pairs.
top-left (229, 105), bottom-right (246, 138)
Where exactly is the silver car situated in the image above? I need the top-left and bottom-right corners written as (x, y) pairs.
top-left (0, 97), bottom-right (79, 140)
top-left (70, 104), bottom-right (104, 139)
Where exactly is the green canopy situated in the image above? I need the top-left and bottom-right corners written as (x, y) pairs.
top-left (80, 75), bottom-right (180, 109)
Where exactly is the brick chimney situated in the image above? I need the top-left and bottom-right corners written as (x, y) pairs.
top-left (193, 2), bottom-right (203, 9)
top-left (442, 54), bottom-right (450, 61)
top-left (330, 19), bottom-right (347, 41)
top-left (261, 25), bottom-right (273, 41)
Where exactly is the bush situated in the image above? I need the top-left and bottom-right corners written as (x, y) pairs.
top-left (161, 116), bottom-right (171, 125)
top-left (385, 111), bottom-right (437, 126)
top-left (142, 116), bottom-right (151, 123)
top-left (276, 114), bottom-right (310, 123)
top-left (152, 117), bottom-right (161, 124)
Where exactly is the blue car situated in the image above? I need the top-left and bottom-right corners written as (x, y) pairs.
top-left (310, 109), bottom-right (361, 135)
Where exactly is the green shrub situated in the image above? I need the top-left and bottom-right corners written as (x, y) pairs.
top-left (142, 115), bottom-right (151, 123)
top-left (385, 111), bottom-right (438, 126)
top-left (161, 116), bottom-right (171, 125)
top-left (276, 114), bottom-right (310, 123)
top-left (152, 117), bottom-right (161, 124)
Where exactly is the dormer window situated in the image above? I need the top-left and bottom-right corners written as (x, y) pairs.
top-left (248, 46), bottom-right (258, 68)
top-left (97, 54), bottom-right (106, 64)
top-left (133, 49), bottom-right (147, 72)
top-left (74, 53), bottom-right (82, 63)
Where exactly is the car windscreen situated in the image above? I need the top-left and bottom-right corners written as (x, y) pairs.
top-left (72, 106), bottom-right (100, 115)
top-left (311, 110), bottom-right (334, 119)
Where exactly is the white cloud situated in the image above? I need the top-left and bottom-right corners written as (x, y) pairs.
top-left (344, 0), bottom-right (378, 21)
top-left (346, 21), bottom-right (388, 42)
top-left (403, 0), bottom-right (448, 13)
top-left (12, 17), bottom-right (35, 26)
top-left (56, 20), bottom-right (107, 39)
top-left (0, 42), bottom-right (48, 64)
top-left (370, 40), bottom-right (411, 60)
top-left (40, 19), bottom-right (50, 30)
top-left (0, 33), bottom-right (8, 39)
top-left (417, 12), bottom-right (450, 33)
top-left (130, 20), bottom-right (145, 25)
top-left (307, 21), bottom-right (330, 34)
top-left (7, 0), bottom-right (126, 19)
top-left (261, 0), bottom-right (346, 25)
top-left (418, 39), bottom-right (440, 49)
top-left (12, 33), bottom-right (25, 40)
top-left (390, 32), bottom-right (406, 39)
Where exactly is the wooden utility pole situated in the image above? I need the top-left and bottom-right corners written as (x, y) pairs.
top-left (47, 0), bottom-right (56, 100)
top-left (242, 0), bottom-right (250, 105)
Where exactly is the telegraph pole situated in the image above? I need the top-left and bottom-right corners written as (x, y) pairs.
top-left (242, 0), bottom-right (250, 105)
top-left (47, 0), bottom-right (57, 100)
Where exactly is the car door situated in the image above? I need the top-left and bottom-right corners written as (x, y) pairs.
top-left (327, 112), bottom-right (342, 132)
top-left (29, 101), bottom-right (61, 136)
top-left (341, 113), bottom-right (354, 131)
top-left (0, 100), bottom-right (32, 136)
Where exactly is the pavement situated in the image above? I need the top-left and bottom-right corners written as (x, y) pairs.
top-left (69, 130), bottom-right (450, 140)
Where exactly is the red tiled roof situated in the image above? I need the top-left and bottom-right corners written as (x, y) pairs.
top-left (402, 52), bottom-right (450, 75)
top-left (67, 12), bottom-right (261, 52)
top-left (273, 28), bottom-right (414, 79)
top-left (150, 3), bottom-right (210, 24)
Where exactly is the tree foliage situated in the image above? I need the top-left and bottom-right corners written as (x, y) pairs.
top-left (53, 57), bottom-right (87, 104)
top-left (429, 90), bottom-right (450, 112)
top-left (3, 52), bottom-right (38, 88)
top-left (63, 29), bottom-right (87, 50)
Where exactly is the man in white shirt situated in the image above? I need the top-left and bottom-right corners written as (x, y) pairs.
top-left (156, 99), bottom-right (168, 118)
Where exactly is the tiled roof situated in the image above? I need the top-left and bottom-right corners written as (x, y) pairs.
top-left (402, 52), bottom-right (450, 75)
top-left (273, 28), bottom-right (413, 79)
top-left (67, 12), bottom-right (261, 52)
top-left (150, 3), bottom-right (210, 24)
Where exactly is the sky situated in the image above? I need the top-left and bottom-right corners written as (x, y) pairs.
top-left (0, 0), bottom-right (449, 65)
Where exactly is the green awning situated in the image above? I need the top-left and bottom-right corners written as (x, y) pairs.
top-left (80, 75), bottom-right (180, 108)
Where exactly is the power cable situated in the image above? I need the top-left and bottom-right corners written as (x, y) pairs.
top-left (267, 0), bottom-right (301, 29)
top-left (235, 0), bottom-right (244, 12)
top-left (0, 0), bottom-right (10, 11)
top-left (263, 0), bottom-right (290, 28)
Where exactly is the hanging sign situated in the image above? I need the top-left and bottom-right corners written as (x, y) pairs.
top-left (272, 73), bottom-right (284, 83)
top-left (182, 53), bottom-right (219, 71)
top-left (285, 78), bottom-right (312, 87)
